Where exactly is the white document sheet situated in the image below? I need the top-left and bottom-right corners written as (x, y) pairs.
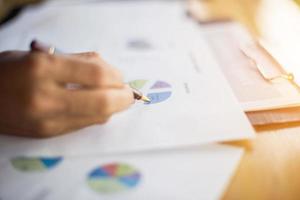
top-left (0, 144), bottom-right (243, 200)
top-left (0, 1), bottom-right (254, 157)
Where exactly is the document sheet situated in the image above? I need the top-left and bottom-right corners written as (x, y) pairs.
top-left (0, 144), bottom-right (243, 200)
top-left (0, 1), bottom-right (254, 157)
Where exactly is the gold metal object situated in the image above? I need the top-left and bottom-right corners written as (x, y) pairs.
top-left (240, 46), bottom-right (295, 82)
top-left (48, 46), bottom-right (55, 55)
top-left (132, 88), bottom-right (151, 103)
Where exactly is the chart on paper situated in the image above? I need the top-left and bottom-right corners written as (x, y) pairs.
top-left (11, 156), bottom-right (62, 172)
top-left (129, 80), bottom-right (172, 105)
top-left (87, 163), bottom-right (141, 194)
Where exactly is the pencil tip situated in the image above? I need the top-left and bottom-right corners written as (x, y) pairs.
top-left (142, 96), bottom-right (151, 103)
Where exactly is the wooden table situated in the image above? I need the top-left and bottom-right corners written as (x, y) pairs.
top-left (224, 125), bottom-right (300, 200)
top-left (188, 0), bottom-right (300, 199)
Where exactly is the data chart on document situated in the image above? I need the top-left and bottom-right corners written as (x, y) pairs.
top-left (129, 80), bottom-right (172, 104)
top-left (10, 156), bottom-right (63, 172)
top-left (87, 163), bottom-right (141, 194)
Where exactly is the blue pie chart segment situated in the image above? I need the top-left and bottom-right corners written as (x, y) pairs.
top-left (146, 91), bottom-right (172, 104)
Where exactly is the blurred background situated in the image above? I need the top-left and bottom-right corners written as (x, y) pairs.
top-left (188, 0), bottom-right (300, 87)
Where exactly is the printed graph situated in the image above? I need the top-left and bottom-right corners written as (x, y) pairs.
top-left (11, 156), bottom-right (62, 172)
top-left (129, 80), bottom-right (172, 104)
top-left (87, 163), bottom-right (141, 194)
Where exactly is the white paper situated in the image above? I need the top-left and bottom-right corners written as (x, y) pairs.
top-left (0, 144), bottom-right (243, 200)
top-left (0, 1), bottom-right (254, 157)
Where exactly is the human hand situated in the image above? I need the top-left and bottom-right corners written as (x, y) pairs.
top-left (0, 51), bottom-right (133, 138)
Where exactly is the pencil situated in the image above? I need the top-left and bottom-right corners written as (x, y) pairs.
top-left (132, 87), bottom-right (151, 103)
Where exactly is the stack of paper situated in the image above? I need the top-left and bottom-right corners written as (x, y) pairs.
top-left (0, 1), bottom-right (254, 199)
top-left (201, 22), bottom-right (300, 112)
top-left (201, 22), bottom-right (300, 125)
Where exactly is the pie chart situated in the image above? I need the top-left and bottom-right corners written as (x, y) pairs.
top-left (129, 80), bottom-right (172, 104)
top-left (87, 163), bottom-right (141, 194)
top-left (11, 156), bottom-right (63, 172)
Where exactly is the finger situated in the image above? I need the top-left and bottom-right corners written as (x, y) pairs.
top-left (34, 87), bottom-right (135, 137)
top-left (70, 52), bottom-right (124, 85)
top-left (58, 86), bottom-right (134, 117)
top-left (0, 51), bottom-right (27, 61)
top-left (71, 52), bottom-right (101, 61)
top-left (51, 55), bottom-right (124, 88)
